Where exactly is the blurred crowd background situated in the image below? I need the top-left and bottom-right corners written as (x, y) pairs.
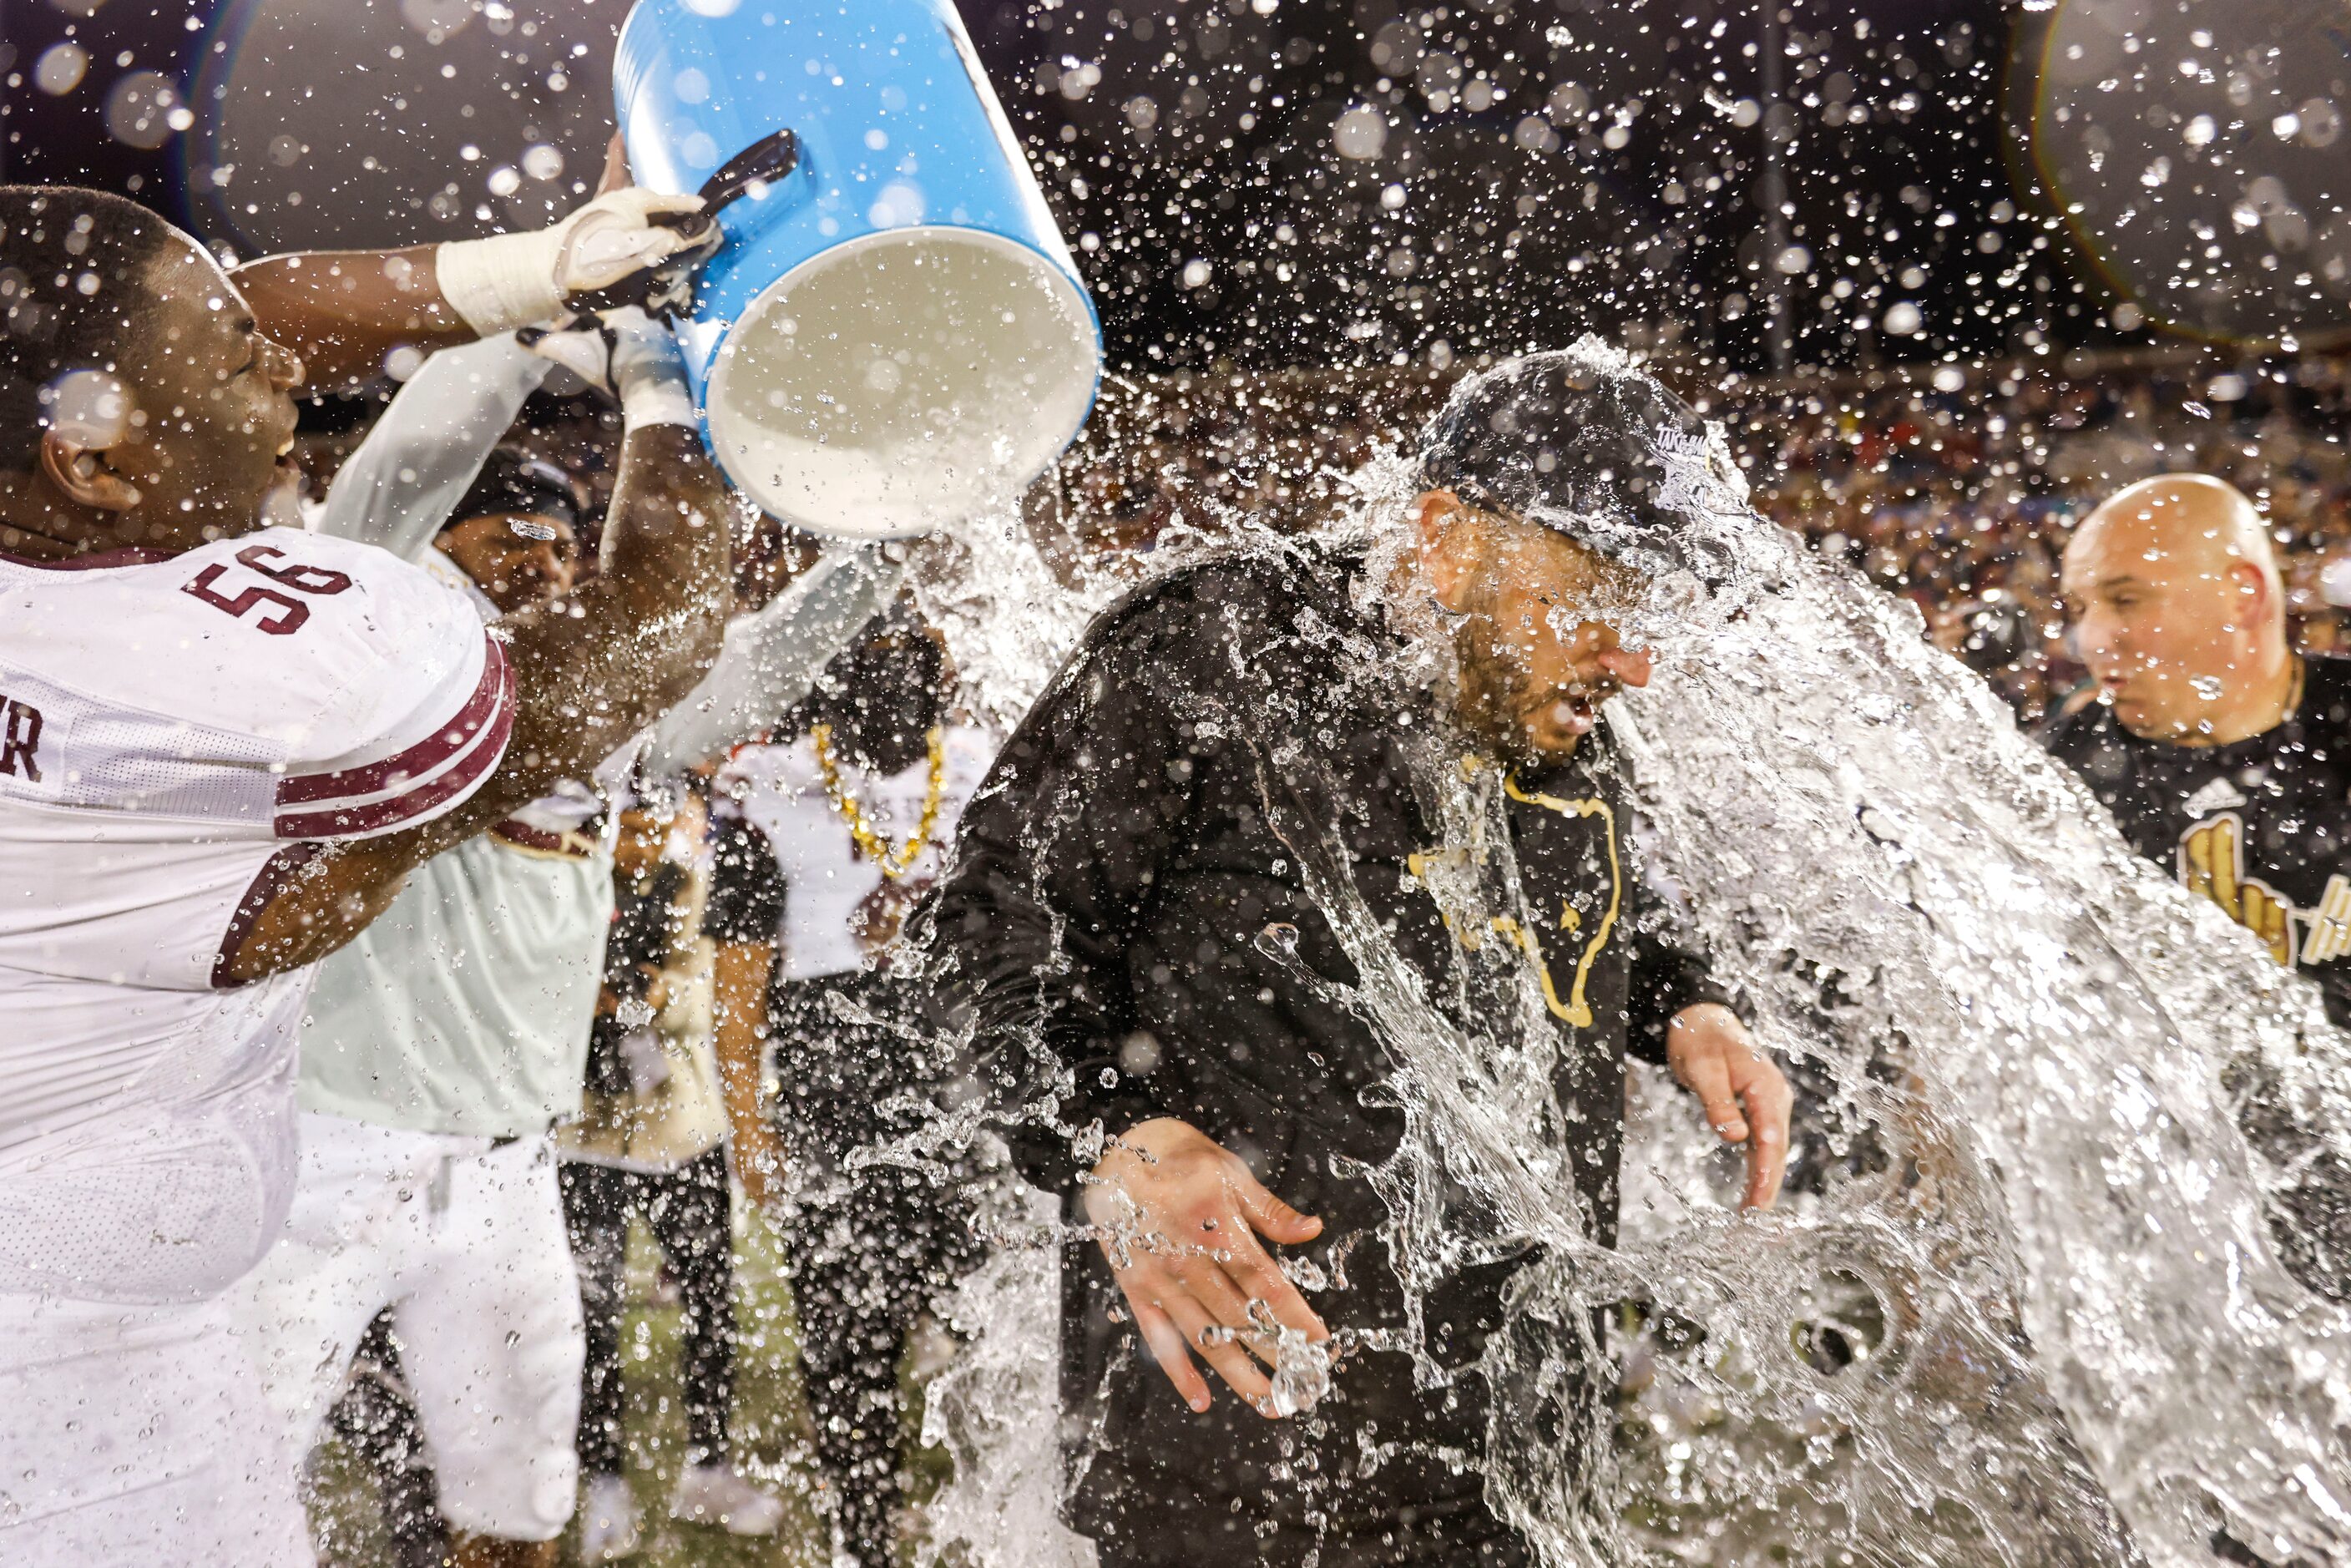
top-left (296, 345), bottom-right (2351, 737)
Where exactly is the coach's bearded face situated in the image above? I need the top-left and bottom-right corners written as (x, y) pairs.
top-left (1410, 493), bottom-right (1654, 765)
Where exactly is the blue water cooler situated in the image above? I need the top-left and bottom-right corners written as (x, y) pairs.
top-left (614, 0), bottom-right (1103, 539)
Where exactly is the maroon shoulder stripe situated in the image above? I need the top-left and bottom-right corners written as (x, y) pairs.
top-left (272, 679), bottom-right (513, 839)
top-left (489, 818), bottom-right (594, 858)
top-left (277, 635), bottom-right (510, 809)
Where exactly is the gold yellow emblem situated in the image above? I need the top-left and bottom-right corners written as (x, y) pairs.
top-left (2179, 812), bottom-right (2294, 967)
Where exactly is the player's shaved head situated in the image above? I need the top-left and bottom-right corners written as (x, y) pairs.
top-left (2070, 473), bottom-right (2281, 603)
top-left (2062, 473), bottom-right (2295, 745)
top-left (0, 185), bottom-right (304, 560)
top-left (0, 186), bottom-right (187, 472)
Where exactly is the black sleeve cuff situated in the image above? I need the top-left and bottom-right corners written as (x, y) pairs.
top-left (1626, 942), bottom-right (1739, 1066)
top-left (1001, 1035), bottom-right (1172, 1191)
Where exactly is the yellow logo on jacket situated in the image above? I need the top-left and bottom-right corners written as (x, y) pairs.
top-left (2177, 811), bottom-right (2351, 968)
top-left (1407, 771), bottom-right (1622, 1029)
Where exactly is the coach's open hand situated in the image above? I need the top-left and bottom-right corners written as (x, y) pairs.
top-left (1085, 1118), bottom-right (1329, 1416)
top-left (1666, 1003), bottom-right (1792, 1211)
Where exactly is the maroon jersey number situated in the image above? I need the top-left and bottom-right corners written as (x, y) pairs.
top-left (182, 544), bottom-right (352, 635)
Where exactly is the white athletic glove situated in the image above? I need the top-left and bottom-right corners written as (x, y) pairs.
top-left (435, 189), bottom-right (718, 337)
top-left (526, 306), bottom-right (700, 430)
top-left (513, 314), bottom-right (614, 390)
top-left (610, 306), bottom-right (697, 430)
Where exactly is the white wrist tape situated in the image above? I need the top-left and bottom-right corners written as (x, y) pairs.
top-left (435, 231), bottom-right (568, 336)
top-left (621, 363), bottom-right (700, 431)
top-left (608, 306), bottom-right (699, 430)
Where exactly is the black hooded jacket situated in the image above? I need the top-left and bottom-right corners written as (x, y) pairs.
top-left (925, 542), bottom-right (1724, 1565)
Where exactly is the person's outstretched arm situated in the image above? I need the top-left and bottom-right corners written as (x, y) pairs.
top-left (235, 139), bottom-right (710, 389)
top-left (636, 544), bottom-right (906, 776)
top-left (232, 244), bottom-right (475, 391)
top-left (221, 321), bottom-right (733, 981)
top-left (311, 333), bottom-right (552, 559)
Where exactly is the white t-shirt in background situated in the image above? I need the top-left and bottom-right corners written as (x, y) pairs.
top-left (720, 724), bottom-right (995, 981)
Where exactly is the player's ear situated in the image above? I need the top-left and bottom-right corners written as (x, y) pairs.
top-left (38, 430), bottom-right (143, 513)
top-left (2227, 559), bottom-right (2274, 625)
top-left (1413, 489), bottom-right (1475, 607)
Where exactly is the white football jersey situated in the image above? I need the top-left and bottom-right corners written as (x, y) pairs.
top-left (0, 528), bottom-right (514, 1303)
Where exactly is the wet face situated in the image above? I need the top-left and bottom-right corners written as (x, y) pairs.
top-left (437, 511), bottom-right (578, 615)
top-left (2061, 482), bottom-right (2278, 743)
top-left (112, 244), bottom-right (304, 541)
top-left (1417, 495), bottom-right (1654, 764)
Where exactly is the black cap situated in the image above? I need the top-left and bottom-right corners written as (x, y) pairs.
top-left (451, 448), bottom-right (580, 534)
top-left (1415, 348), bottom-right (1740, 584)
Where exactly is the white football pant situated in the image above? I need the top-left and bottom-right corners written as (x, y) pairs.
top-left (231, 1113), bottom-right (585, 1541)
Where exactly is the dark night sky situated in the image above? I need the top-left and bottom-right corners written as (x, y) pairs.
top-left (0, 0), bottom-right (2123, 377)
top-left (964, 0), bottom-right (2086, 373)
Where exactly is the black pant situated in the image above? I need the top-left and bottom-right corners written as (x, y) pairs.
top-left (559, 1146), bottom-right (738, 1477)
top-left (324, 1313), bottom-right (451, 1568)
top-left (772, 973), bottom-right (983, 1568)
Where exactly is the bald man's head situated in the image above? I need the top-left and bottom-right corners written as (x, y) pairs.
top-left (2061, 474), bottom-right (2293, 744)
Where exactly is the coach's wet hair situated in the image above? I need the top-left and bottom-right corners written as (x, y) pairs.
top-left (0, 186), bottom-right (184, 472)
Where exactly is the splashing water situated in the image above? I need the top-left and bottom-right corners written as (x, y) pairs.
top-left (1277, 341), bottom-right (2351, 1565)
top-left (1605, 494), bottom-right (2351, 1565)
top-left (909, 502), bottom-right (1128, 736)
top-left (920, 1183), bottom-right (1100, 1568)
top-left (904, 340), bottom-right (2351, 1568)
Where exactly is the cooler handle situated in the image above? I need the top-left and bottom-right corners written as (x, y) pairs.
top-left (698, 128), bottom-right (804, 214)
top-left (630, 128), bottom-right (806, 316)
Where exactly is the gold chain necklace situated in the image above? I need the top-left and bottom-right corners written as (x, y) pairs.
top-left (809, 724), bottom-right (946, 878)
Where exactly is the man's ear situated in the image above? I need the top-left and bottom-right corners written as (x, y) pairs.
top-left (1413, 489), bottom-right (1473, 607)
top-left (2226, 558), bottom-right (2275, 630)
top-left (38, 431), bottom-right (142, 513)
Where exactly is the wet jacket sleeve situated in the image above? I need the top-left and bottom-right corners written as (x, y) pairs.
top-left (1622, 858), bottom-right (1735, 1066)
top-left (926, 606), bottom-right (1201, 1191)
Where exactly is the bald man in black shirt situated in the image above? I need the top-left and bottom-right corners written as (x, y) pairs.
top-left (2046, 473), bottom-right (2351, 1023)
top-left (2045, 472), bottom-right (2351, 1313)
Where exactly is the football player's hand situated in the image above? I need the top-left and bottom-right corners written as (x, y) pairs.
top-left (547, 187), bottom-right (717, 301)
top-left (1666, 1003), bottom-right (1792, 1211)
top-left (436, 138), bottom-right (715, 335)
top-left (518, 306), bottom-right (685, 403)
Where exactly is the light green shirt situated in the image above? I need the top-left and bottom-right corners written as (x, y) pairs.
top-left (299, 833), bottom-right (611, 1138)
